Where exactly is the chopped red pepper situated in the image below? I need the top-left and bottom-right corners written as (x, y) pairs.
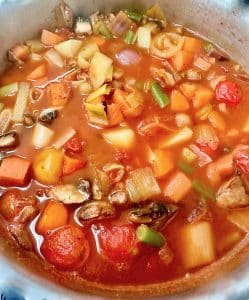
top-left (63, 135), bottom-right (84, 154)
top-left (216, 80), bottom-right (242, 106)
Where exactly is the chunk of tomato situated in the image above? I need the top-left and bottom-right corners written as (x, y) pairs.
top-left (41, 225), bottom-right (89, 270)
top-left (63, 135), bottom-right (84, 154)
top-left (216, 80), bottom-right (242, 106)
top-left (234, 152), bottom-right (249, 177)
top-left (96, 224), bottom-right (138, 262)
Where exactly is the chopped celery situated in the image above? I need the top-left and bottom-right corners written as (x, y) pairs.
top-left (136, 224), bottom-right (165, 247)
top-left (151, 82), bottom-right (169, 108)
top-left (181, 147), bottom-right (197, 163)
top-left (85, 103), bottom-right (108, 126)
top-left (204, 43), bottom-right (214, 53)
top-left (179, 160), bottom-right (194, 175)
top-left (124, 9), bottom-right (142, 22)
top-left (195, 104), bottom-right (213, 121)
top-left (0, 82), bottom-right (18, 98)
top-left (86, 84), bottom-right (111, 103)
top-left (93, 21), bottom-right (112, 39)
top-left (124, 30), bottom-right (136, 45)
top-left (192, 179), bottom-right (215, 201)
top-left (144, 4), bottom-right (166, 21)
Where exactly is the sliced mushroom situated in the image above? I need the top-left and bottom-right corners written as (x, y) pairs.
top-left (103, 163), bottom-right (125, 184)
top-left (129, 202), bottom-right (178, 229)
top-left (216, 175), bottom-right (249, 208)
top-left (8, 44), bottom-right (30, 65)
top-left (23, 112), bottom-right (35, 127)
top-left (207, 47), bottom-right (229, 61)
top-left (92, 169), bottom-right (110, 200)
top-left (55, 0), bottom-right (74, 28)
top-left (0, 108), bottom-right (12, 134)
top-left (108, 189), bottom-right (128, 205)
top-left (150, 67), bottom-right (176, 88)
top-left (8, 224), bottom-right (33, 250)
top-left (16, 205), bottom-right (39, 223)
top-left (76, 178), bottom-right (91, 201)
top-left (78, 200), bottom-right (115, 221)
top-left (38, 108), bottom-right (58, 124)
top-left (162, 60), bottom-right (182, 82)
top-left (0, 131), bottom-right (18, 149)
top-left (29, 87), bottom-right (44, 102)
top-left (50, 184), bottom-right (89, 204)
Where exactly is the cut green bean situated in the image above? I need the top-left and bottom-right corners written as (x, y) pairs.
top-left (124, 30), bottom-right (136, 45)
top-left (124, 9), bottom-right (143, 22)
top-left (150, 82), bottom-right (170, 108)
top-left (136, 224), bottom-right (165, 248)
top-left (0, 82), bottom-right (18, 98)
top-left (178, 160), bottom-right (194, 175)
top-left (192, 179), bottom-right (215, 200)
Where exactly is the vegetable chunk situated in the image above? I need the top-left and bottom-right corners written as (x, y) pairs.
top-left (179, 221), bottom-right (216, 269)
top-left (0, 156), bottom-right (31, 186)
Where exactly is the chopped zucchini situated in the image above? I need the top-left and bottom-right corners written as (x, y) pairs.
top-left (54, 39), bottom-right (83, 58)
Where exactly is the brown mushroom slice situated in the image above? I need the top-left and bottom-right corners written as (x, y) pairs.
top-left (50, 184), bottom-right (89, 204)
top-left (8, 224), bottom-right (33, 250)
top-left (38, 108), bottom-right (58, 124)
top-left (216, 175), bottom-right (249, 209)
top-left (129, 202), bottom-right (178, 229)
top-left (8, 44), bottom-right (30, 65)
top-left (207, 47), bottom-right (229, 61)
top-left (0, 131), bottom-right (19, 149)
top-left (78, 200), bottom-right (115, 221)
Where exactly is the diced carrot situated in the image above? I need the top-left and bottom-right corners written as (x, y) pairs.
top-left (171, 50), bottom-right (194, 72)
top-left (90, 35), bottom-right (106, 46)
top-left (0, 156), bottom-right (31, 186)
top-left (36, 200), bottom-right (68, 235)
top-left (164, 171), bottom-right (192, 202)
top-left (63, 154), bottom-right (86, 176)
top-left (193, 85), bottom-right (214, 109)
top-left (208, 110), bottom-right (226, 131)
top-left (183, 37), bottom-right (203, 53)
top-left (41, 29), bottom-right (64, 46)
top-left (107, 103), bottom-right (124, 126)
top-left (151, 149), bottom-right (174, 178)
top-left (206, 145), bottom-right (249, 185)
top-left (170, 89), bottom-right (190, 112)
top-left (47, 81), bottom-right (71, 106)
top-left (27, 64), bottom-right (47, 80)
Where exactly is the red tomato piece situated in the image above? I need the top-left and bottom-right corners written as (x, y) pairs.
top-left (215, 80), bottom-right (242, 105)
top-left (63, 136), bottom-right (84, 153)
top-left (197, 143), bottom-right (217, 159)
top-left (115, 149), bottom-right (132, 164)
top-left (234, 152), bottom-right (249, 177)
top-left (97, 224), bottom-right (138, 262)
top-left (41, 225), bottom-right (90, 270)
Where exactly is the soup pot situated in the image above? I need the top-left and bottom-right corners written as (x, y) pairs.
top-left (0, 0), bottom-right (249, 299)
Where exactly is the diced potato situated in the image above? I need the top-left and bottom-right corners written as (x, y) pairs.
top-left (170, 89), bottom-right (190, 112)
top-left (89, 52), bottom-right (113, 89)
top-left (227, 208), bottom-right (249, 232)
top-left (171, 50), bottom-right (194, 72)
top-left (164, 171), bottom-right (192, 202)
top-left (102, 127), bottom-right (136, 149)
top-left (77, 42), bottom-right (99, 60)
top-left (137, 27), bottom-right (151, 49)
top-left (179, 221), bottom-right (216, 269)
top-left (149, 149), bottom-right (174, 178)
top-left (32, 123), bottom-right (54, 148)
top-left (54, 39), bottom-right (83, 58)
top-left (158, 126), bottom-right (193, 149)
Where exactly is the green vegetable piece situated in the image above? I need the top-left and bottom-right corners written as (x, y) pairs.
top-left (136, 224), bottom-right (165, 248)
top-left (204, 43), bottom-right (214, 53)
top-left (0, 82), bottom-right (18, 98)
top-left (123, 30), bottom-right (136, 45)
top-left (144, 4), bottom-right (166, 21)
top-left (178, 160), bottom-right (194, 175)
top-left (94, 21), bottom-right (112, 39)
top-left (192, 179), bottom-right (215, 201)
top-left (124, 9), bottom-right (143, 22)
top-left (150, 82), bottom-right (170, 108)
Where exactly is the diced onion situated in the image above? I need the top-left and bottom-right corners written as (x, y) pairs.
top-left (32, 122), bottom-right (54, 148)
top-left (12, 82), bottom-right (30, 123)
top-left (52, 127), bottom-right (76, 149)
top-left (125, 167), bottom-right (161, 202)
top-left (44, 49), bottom-right (64, 68)
top-left (137, 27), bottom-right (151, 49)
